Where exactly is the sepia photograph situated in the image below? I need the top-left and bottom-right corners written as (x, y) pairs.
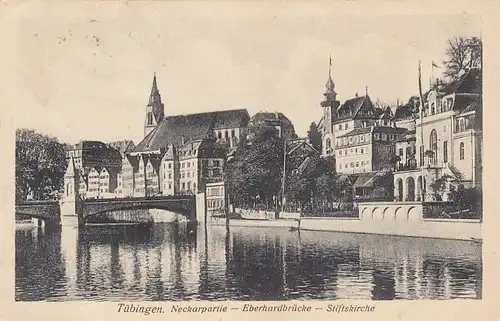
top-left (14, 9), bottom-right (483, 302)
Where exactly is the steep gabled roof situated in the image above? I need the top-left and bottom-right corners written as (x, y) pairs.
top-left (133, 109), bottom-right (249, 153)
top-left (108, 140), bottom-right (136, 155)
top-left (336, 95), bottom-right (376, 122)
top-left (441, 68), bottom-right (482, 95)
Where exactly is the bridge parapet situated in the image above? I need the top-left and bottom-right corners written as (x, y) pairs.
top-left (15, 200), bottom-right (61, 224)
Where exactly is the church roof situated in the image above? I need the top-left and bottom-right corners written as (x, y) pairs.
top-left (133, 109), bottom-right (249, 153)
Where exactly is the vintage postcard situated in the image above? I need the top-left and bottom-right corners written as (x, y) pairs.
top-left (2, 1), bottom-right (500, 321)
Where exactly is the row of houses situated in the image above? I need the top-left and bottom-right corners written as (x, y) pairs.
top-left (65, 74), bottom-right (298, 200)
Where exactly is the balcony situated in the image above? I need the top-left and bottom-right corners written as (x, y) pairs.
top-left (394, 160), bottom-right (418, 172)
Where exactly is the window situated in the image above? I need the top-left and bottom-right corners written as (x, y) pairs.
top-left (338, 125), bottom-right (342, 130)
top-left (360, 148), bottom-right (363, 154)
top-left (187, 182), bottom-right (191, 191)
top-left (326, 138), bottom-right (332, 151)
top-left (218, 132), bottom-right (222, 139)
top-left (182, 183), bottom-right (185, 190)
top-left (339, 164), bottom-right (342, 169)
top-left (168, 183), bottom-right (172, 189)
top-left (356, 162), bottom-right (359, 167)
top-left (399, 148), bottom-right (403, 156)
top-left (339, 150), bottom-right (342, 156)
top-left (231, 129), bottom-right (235, 137)
top-left (225, 131), bottom-right (229, 139)
top-left (355, 148), bottom-right (358, 154)
top-left (430, 129), bottom-right (438, 165)
top-left (460, 119), bottom-right (465, 132)
top-left (420, 146), bottom-right (424, 166)
top-left (345, 163), bottom-right (348, 168)
top-left (168, 173), bottom-right (172, 179)
top-left (406, 147), bottom-right (412, 158)
top-left (460, 142), bottom-right (465, 160)
top-left (147, 112), bottom-right (153, 125)
top-left (187, 162), bottom-right (190, 168)
top-left (193, 183), bottom-right (196, 192)
top-left (360, 135), bottom-right (364, 142)
top-left (350, 162), bottom-right (354, 168)
top-left (431, 102), bottom-right (435, 115)
top-left (443, 141), bottom-right (448, 163)
top-left (361, 161), bottom-right (364, 166)
top-left (345, 123), bottom-right (348, 130)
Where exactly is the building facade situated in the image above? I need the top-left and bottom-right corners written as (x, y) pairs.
top-left (393, 68), bottom-right (482, 202)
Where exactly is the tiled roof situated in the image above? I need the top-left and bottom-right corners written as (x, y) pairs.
top-left (394, 104), bottom-right (415, 121)
top-left (395, 129), bottom-right (416, 142)
top-left (336, 95), bottom-right (375, 122)
top-left (133, 109), bottom-right (249, 153)
top-left (338, 125), bottom-right (407, 138)
top-left (441, 68), bottom-right (482, 95)
top-left (453, 95), bottom-right (480, 112)
top-left (108, 140), bottom-right (135, 155)
top-left (353, 172), bottom-right (377, 188)
top-left (461, 98), bottom-right (482, 114)
top-left (250, 112), bottom-right (291, 125)
top-left (338, 126), bottom-right (372, 137)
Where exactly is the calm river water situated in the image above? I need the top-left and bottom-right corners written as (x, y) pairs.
top-left (15, 223), bottom-right (482, 301)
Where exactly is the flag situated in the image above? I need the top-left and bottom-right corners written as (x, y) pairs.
top-left (432, 61), bottom-right (439, 68)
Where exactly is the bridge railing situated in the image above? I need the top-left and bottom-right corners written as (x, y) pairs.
top-left (83, 195), bottom-right (195, 202)
top-left (17, 200), bottom-right (59, 206)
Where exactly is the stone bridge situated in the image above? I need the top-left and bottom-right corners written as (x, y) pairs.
top-left (16, 196), bottom-right (197, 226)
top-left (15, 200), bottom-right (61, 225)
top-left (82, 196), bottom-right (196, 220)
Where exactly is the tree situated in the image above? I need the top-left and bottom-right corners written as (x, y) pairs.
top-left (16, 129), bottom-right (67, 203)
top-left (443, 36), bottom-right (482, 80)
top-left (224, 123), bottom-right (285, 209)
top-left (307, 122), bottom-right (322, 152)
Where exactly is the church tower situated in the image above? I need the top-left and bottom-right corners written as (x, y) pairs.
top-left (320, 56), bottom-right (340, 156)
top-left (144, 73), bottom-right (165, 137)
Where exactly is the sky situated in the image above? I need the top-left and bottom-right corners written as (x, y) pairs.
top-left (13, 5), bottom-right (481, 145)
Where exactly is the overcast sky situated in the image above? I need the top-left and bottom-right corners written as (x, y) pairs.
top-left (14, 5), bottom-right (481, 145)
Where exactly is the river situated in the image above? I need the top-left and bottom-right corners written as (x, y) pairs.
top-left (15, 222), bottom-right (482, 301)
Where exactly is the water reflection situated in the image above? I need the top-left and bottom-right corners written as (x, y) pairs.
top-left (15, 224), bottom-right (482, 301)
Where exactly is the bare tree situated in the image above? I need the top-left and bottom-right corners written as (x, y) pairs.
top-left (443, 36), bottom-right (482, 80)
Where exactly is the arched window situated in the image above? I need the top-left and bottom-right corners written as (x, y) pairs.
top-left (460, 142), bottom-right (465, 160)
top-left (147, 112), bottom-right (153, 125)
top-left (218, 132), bottom-right (222, 139)
top-left (326, 138), bottom-right (332, 153)
top-left (460, 119), bottom-right (465, 132)
top-left (429, 129), bottom-right (438, 165)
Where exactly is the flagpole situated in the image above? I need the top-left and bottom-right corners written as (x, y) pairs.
top-left (418, 61), bottom-right (426, 202)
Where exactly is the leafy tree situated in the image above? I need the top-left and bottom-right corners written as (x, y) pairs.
top-left (449, 185), bottom-right (482, 217)
top-left (224, 123), bottom-right (284, 209)
top-left (16, 129), bottom-right (67, 203)
top-left (307, 122), bottom-right (322, 152)
top-left (443, 36), bottom-right (482, 80)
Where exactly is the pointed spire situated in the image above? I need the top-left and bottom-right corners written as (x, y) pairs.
top-left (65, 156), bottom-right (76, 177)
top-left (149, 72), bottom-right (160, 105)
top-left (365, 85), bottom-right (368, 96)
top-left (325, 55), bottom-right (335, 91)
